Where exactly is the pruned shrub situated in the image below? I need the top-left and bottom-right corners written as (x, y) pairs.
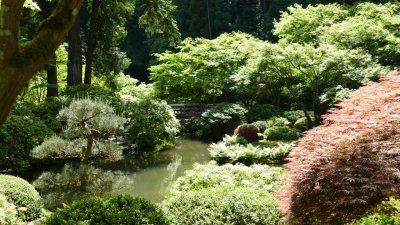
top-left (283, 110), bottom-right (312, 124)
top-left (251, 121), bottom-right (269, 133)
top-left (246, 104), bottom-right (282, 122)
top-left (264, 127), bottom-right (300, 141)
top-left (163, 162), bottom-right (284, 225)
top-left (267, 116), bottom-right (291, 127)
top-left (0, 193), bottom-right (25, 225)
top-left (44, 195), bottom-right (169, 225)
top-left (0, 175), bottom-right (42, 221)
top-left (191, 103), bottom-right (247, 141)
top-left (123, 99), bottom-right (180, 152)
top-left (233, 124), bottom-right (260, 142)
top-left (0, 114), bottom-right (53, 171)
top-left (32, 98), bottom-right (125, 163)
top-left (279, 74), bottom-right (400, 225)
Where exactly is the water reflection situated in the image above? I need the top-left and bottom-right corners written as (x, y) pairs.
top-left (32, 139), bottom-right (210, 209)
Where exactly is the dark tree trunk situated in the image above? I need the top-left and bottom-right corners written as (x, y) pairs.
top-left (0, 0), bottom-right (84, 126)
top-left (46, 56), bottom-right (58, 97)
top-left (84, 0), bottom-right (101, 85)
top-left (67, 14), bottom-right (83, 86)
top-left (206, 0), bottom-right (212, 39)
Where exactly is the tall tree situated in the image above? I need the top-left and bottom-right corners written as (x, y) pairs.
top-left (67, 14), bottom-right (83, 86)
top-left (0, 0), bottom-right (83, 125)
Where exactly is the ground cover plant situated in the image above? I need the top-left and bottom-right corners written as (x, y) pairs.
top-left (163, 162), bottom-right (284, 225)
top-left (279, 73), bottom-right (400, 224)
top-left (209, 135), bottom-right (292, 165)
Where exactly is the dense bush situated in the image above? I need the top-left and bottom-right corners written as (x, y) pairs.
top-left (279, 74), bottom-right (400, 224)
top-left (191, 103), bottom-right (247, 140)
top-left (352, 198), bottom-right (400, 225)
top-left (44, 195), bottom-right (169, 225)
top-left (251, 121), bottom-right (268, 133)
top-left (294, 117), bottom-right (315, 131)
top-left (233, 124), bottom-right (259, 142)
top-left (123, 99), bottom-right (180, 152)
top-left (264, 127), bottom-right (301, 141)
top-left (163, 162), bottom-right (283, 225)
top-left (0, 175), bottom-right (42, 221)
top-left (209, 139), bottom-right (292, 165)
top-left (266, 116), bottom-right (291, 127)
top-left (0, 193), bottom-right (25, 225)
top-left (283, 110), bottom-right (310, 124)
top-left (0, 114), bottom-right (53, 171)
top-left (245, 104), bottom-right (282, 122)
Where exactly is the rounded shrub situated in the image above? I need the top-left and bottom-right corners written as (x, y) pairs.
top-left (283, 110), bottom-right (311, 124)
top-left (123, 99), bottom-right (180, 152)
top-left (264, 127), bottom-right (301, 141)
top-left (0, 175), bottom-right (43, 221)
top-left (233, 124), bottom-right (260, 142)
top-left (251, 121), bottom-right (268, 133)
top-left (266, 117), bottom-right (291, 127)
top-left (44, 195), bottom-right (169, 225)
top-left (0, 193), bottom-right (25, 225)
top-left (191, 103), bottom-right (247, 141)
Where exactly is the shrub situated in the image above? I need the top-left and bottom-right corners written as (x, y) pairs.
top-left (163, 162), bottom-right (284, 225)
top-left (0, 115), bottom-right (53, 171)
top-left (33, 97), bottom-right (71, 133)
top-left (123, 99), bottom-right (180, 152)
top-left (283, 110), bottom-right (312, 124)
top-left (264, 127), bottom-right (301, 141)
top-left (209, 141), bottom-right (292, 165)
top-left (251, 121), bottom-right (268, 133)
top-left (245, 104), bottom-right (282, 122)
top-left (266, 116), bottom-right (291, 127)
top-left (191, 103), bottom-right (247, 141)
top-left (233, 124), bottom-right (259, 142)
top-left (352, 198), bottom-right (400, 225)
top-left (279, 74), bottom-right (400, 225)
top-left (0, 193), bottom-right (25, 225)
top-left (44, 195), bottom-right (169, 225)
top-left (293, 117), bottom-right (315, 131)
top-left (0, 175), bottom-right (42, 221)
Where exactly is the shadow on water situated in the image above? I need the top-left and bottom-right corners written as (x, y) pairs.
top-left (29, 138), bottom-right (210, 210)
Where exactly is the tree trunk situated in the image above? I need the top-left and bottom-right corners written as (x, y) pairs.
top-left (46, 55), bottom-right (58, 97)
top-left (0, 0), bottom-right (84, 126)
top-left (81, 134), bottom-right (93, 165)
top-left (84, 0), bottom-right (101, 85)
top-left (67, 14), bottom-right (83, 86)
top-left (206, 0), bottom-right (212, 39)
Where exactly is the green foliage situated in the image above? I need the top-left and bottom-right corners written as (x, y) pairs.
top-left (267, 117), bottom-right (291, 127)
top-left (123, 99), bottom-right (180, 152)
top-left (293, 117), bottom-right (314, 131)
top-left (163, 162), bottom-right (284, 225)
top-left (264, 127), bottom-right (301, 141)
top-left (245, 104), bottom-right (283, 122)
top-left (283, 110), bottom-right (308, 124)
top-left (150, 32), bottom-right (264, 103)
top-left (251, 121), bottom-right (269, 133)
top-left (0, 193), bottom-right (25, 225)
top-left (190, 103), bottom-right (247, 141)
top-left (32, 99), bottom-right (125, 162)
top-left (209, 137), bottom-right (292, 165)
top-left (0, 175), bottom-right (42, 221)
top-left (33, 97), bottom-right (71, 133)
top-left (44, 195), bottom-right (169, 225)
top-left (0, 114), bottom-right (53, 171)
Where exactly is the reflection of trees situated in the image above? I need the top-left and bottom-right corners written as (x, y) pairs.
top-left (33, 163), bottom-right (134, 209)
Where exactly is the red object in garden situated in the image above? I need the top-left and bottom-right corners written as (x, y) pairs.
top-left (233, 124), bottom-right (259, 142)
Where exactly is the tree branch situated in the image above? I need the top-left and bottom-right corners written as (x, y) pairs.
top-left (17, 0), bottom-right (83, 75)
top-left (0, 0), bottom-right (24, 62)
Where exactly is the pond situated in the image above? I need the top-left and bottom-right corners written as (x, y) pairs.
top-left (28, 138), bottom-right (210, 209)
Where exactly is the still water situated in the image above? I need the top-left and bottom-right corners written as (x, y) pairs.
top-left (30, 139), bottom-right (210, 209)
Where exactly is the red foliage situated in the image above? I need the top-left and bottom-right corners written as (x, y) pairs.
top-left (233, 124), bottom-right (259, 142)
top-left (279, 72), bottom-right (400, 225)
